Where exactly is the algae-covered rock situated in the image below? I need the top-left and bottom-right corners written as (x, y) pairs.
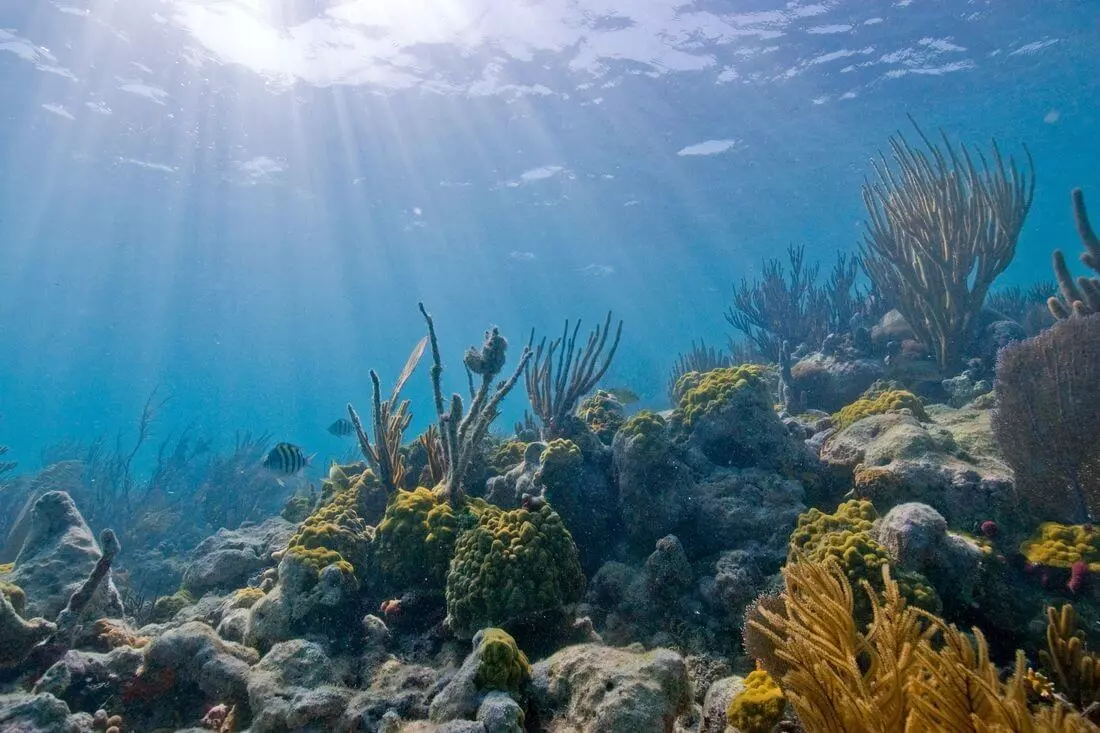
top-left (0, 692), bottom-right (74, 733)
top-left (484, 443), bottom-right (543, 510)
top-left (247, 639), bottom-right (353, 733)
top-left (0, 591), bottom-right (55, 668)
top-left (789, 353), bottom-right (886, 413)
top-left (143, 621), bottom-right (257, 709)
top-left (445, 503), bottom-right (584, 639)
top-left (340, 659), bottom-right (441, 730)
top-left (429, 628), bottom-right (530, 723)
top-left (529, 643), bottom-right (691, 733)
top-left (612, 411), bottom-right (693, 550)
top-left (33, 646), bottom-right (145, 715)
top-left (701, 676), bottom-right (743, 733)
top-left (821, 406), bottom-right (1016, 529)
top-left (688, 469), bottom-right (805, 561)
top-left (8, 491), bottom-right (123, 620)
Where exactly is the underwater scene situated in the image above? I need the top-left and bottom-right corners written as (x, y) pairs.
top-left (2, 0), bottom-right (1100, 731)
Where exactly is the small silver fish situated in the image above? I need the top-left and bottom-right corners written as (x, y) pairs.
top-left (262, 442), bottom-right (313, 475)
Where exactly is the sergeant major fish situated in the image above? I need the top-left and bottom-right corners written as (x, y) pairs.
top-left (262, 442), bottom-right (314, 476)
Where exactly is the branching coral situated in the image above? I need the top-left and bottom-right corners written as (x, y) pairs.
top-left (1049, 189), bottom-right (1100, 319)
top-left (347, 337), bottom-right (427, 494)
top-left (860, 119), bottom-right (1035, 371)
top-left (749, 558), bottom-right (1094, 732)
top-left (1041, 604), bottom-right (1100, 716)
top-left (420, 303), bottom-right (532, 505)
top-left (992, 314), bottom-right (1100, 523)
top-left (525, 311), bottom-right (623, 439)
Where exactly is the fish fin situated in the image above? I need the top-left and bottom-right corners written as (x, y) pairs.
top-left (306, 452), bottom-right (318, 467)
top-left (391, 336), bottom-right (428, 403)
top-left (276, 478), bottom-right (286, 488)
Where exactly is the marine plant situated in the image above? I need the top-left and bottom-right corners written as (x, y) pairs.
top-left (346, 336), bottom-right (427, 494)
top-left (992, 314), bottom-right (1100, 523)
top-left (726, 669), bottom-right (786, 733)
top-left (1049, 189), bottom-right (1100, 319)
top-left (860, 119), bottom-right (1035, 371)
top-left (748, 558), bottom-right (1094, 731)
top-left (831, 389), bottom-right (928, 431)
top-left (988, 282), bottom-right (1058, 335)
top-left (445, 501), bottom-right (584, 638)
top-left (1041, 604), bottom-right (1100, 717)
top-left (525, 311), bottom-right (623, 439)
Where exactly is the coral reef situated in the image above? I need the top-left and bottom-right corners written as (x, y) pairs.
top-left (576, 390), bottom-right (625, 445)
top-left (1021, 523), bottom-right (1100, 570)
top-left (373, 486), bottom-right (466, 592)
top-left (428, 628), bottom-right (530, 724)
top-left (668, 340), bottom-right (733, 406)
top-left (860, 120), bottom-right (1035, 370)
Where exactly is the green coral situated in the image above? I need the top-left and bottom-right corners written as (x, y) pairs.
top-left (473, 628), bottom-right (531, 694)
top-left (0, 581), bottom-right (26, 617)
top-left (535, 439), bottom-right (584, 493)
top-left (490, 440), bottom-right (529, 475)
top-left (618, 410), bottom-right (671, 458)
top-left (789, 500), bottom-right (939, 619)
top-left (374, 487), bottom-right (479, 592)
top-left (577, 390), bottom-right (625, 445)
top-left (832, 390), bottom-right (928, 431)
top-left (284, 471), bottom-right (374, 581)
top-left (152, 589), bottom-right (195, 622)
top-left (727, 669), bottom-right (786, 733)
top-left (674, 365), bottom-right (771, 429)
top-left (446, 502), bottom-right (585, 638)
top-left (1020, 522), bottom-right (1100, 571)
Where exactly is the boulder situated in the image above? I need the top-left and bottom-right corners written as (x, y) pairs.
top-left (181, 518), bottom-right (295, 596)
top-left (247, 639), bottom-right (352, 733)
top-left (789, 353), bottom-right (885, 413)
top-left (529, 643), bottom-right (691, 733)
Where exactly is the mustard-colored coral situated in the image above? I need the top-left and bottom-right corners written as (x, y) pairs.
top-left (832, 389), bottom-right (928, 430)
top-left (0, 562), bottom-right (13, 575)
top-left (374, 486), bottom-right (477, 591)
top-left (0, 581), bottom-right (26, 617)
top-left (748, 558), bottom-right (1094, 731)
top-left (473, 628), bottom-right (531, 694)
top-left (789, 500), bottom-right (939, 618)
top-left (1021, 522), bottom-right (1100, 571)
top-left (152, 589), bottom-right (194, 622)
top-left (445, 502), bottom-right (585, 638)
top-left (577, 390), bottom-right (625, 445)
top-left (617, 411), bottom-right (671, 462)
top-left (490, 440), bottom-right (528, 474)
top-left (284, 470), bottom-right (375, 581)
top-left (726, 669), bottom-right (786, 733)
top-left (674, 365), bottom-right (770, 428)
top-left (228, 587), bottom-right (267, 610)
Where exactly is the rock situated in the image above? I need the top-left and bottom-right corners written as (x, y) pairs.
top-left (0, 692), bottom-right (74, 733)
top-left (477, 691), bottom-right (523, 733)
top-left (430, 628), bottom-right (529, 724)
top-left (871, 309), bottom-right (915, 346)
top-left (1, 462), bottom-right (85, 564)
top-left (529, 643), bottom-right (691, 733)
top-left (684, 655), bottom-right (731, 707)
top-left (33, 646), bottom-right (144, 714)
top-left (688, 469), bottom-right (805, 560)
top-left (144, 621), bottom-right (257, 710)
top-left (644, 536), bottom-right (692, 603)
top-left (217, 607), bottom-right (251, 643)
top-left (873, 503), bottom-right (948, 572)
top-left (248, 639), bottom-right (352, 733)
top-left (8, 491), bottom-right (123, 620)
top-left (484, 443), bottom-right (543, 509)
top-left (821, 407), bottom-right (1016, 529)
top-left (701, 676), bottom-right (743, 733)
top-left (244, 551), bottom-right (360, 652)
top-left (340, 659), bottom-right (440, 730)
top-left (0, 592), bottom-right (55, 668)
top-left (977, 320), bottom-right (1027, 364)
top-left (181, 518), bottom-right (295, 596)
top-left (789, 353), bottom-right (886, 413)
top-left (612, 416), bottom-right (694, 550)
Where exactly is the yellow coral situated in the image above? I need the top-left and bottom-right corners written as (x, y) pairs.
top-left (726, 669), bottom-right (786, 733)
top-left (749, 559), bottom-right (1094, 732)
top-left (228, 587), bottom-right (267, 610)
top-left (473, 628), bottom-right (531, 694)
top-left (0, 562), bottom-right (13, 576)
top-left (1021, 522), bottom-right (1100, 570)
top-left (0, 581), bottom-right (26, 617)
top-left (832, 389), bottom-right (928, 430)
top-left (674, 365), bottom-right (770, 428)
top-left (284, 471), bottom-right (375, 580)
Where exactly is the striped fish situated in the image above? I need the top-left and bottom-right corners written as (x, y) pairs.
top-left (262, 442), bottom-right (312, 475)
top-left (328, 418), bottom-right (355, 437)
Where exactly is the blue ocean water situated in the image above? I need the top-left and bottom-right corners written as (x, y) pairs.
top-left (0, 0), bottom-right (1097, 477)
